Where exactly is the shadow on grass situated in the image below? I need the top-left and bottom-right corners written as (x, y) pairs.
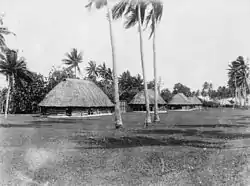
top-left (72, 135), bottom-right (226, 150)
top-left (0, 123), bottom-right (53, 128)
top-left (134, 129), bottom-right (250, 140)
top-left (174, 124), bottom-right (247, 128)
top-left (0, 118), bottom-right (106, 127)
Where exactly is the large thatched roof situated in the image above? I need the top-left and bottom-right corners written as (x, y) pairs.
top-left (39, 78), bottom-right (114, 107)
top-left (189, 96), bottom-right (202, 105)
top-left (168, 93), bottom-right (192, 105)
top-left (129, 89), bottom-right (166, 105)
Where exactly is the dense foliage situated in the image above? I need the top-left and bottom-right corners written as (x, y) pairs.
top-left (0, 56), bottom-right (248, 113)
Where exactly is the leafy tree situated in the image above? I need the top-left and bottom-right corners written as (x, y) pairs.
top-left (201, 81), bottom-right (212, 97)
top-left (86, 0), bottom-right (123, 128)
top-left (97, 62), bottom-right (113, 82)
top-left (119, 71), bottom-right (143, 102)
top-left (147, 80), bottom-right (155, 89)
top-left (160, 88), bottom-right (172, 103)
top-left (46, 66), bottom-right (74, 92)
top-left (0, 49), bottom-right (33, 118)
top-left (216, 86), bottom-right (232, 99)
top-left (191, 91), bottom-right (196, 96)
top-left (112, 0), bottom-right (152, 126)
top-left (12, 73), bottom-right (47, 113)
top-left (0, 87), bottom-right (7, 113)
top-left (172, 83), bottom-right (191, 97)
top-left (195, 90), bottom-right (200, 97)
top-left (62, 48), bottom-right (83, 78)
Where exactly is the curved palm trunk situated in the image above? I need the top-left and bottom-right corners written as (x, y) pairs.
top-left (75, 66), bottom-right (77, 78)
top-left (106, 0), bottom-right (123, 128)
top-left (152, 18), bottom-right (160, 122)
top-left (138, 2), bottom-right (151, 126)
top-left (4, 75), bottom-right (11, 119)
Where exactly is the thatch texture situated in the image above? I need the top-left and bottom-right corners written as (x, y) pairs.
top-left (39, 79), bottom-right (114, 107)
top-left (129, 89), bottom-right (166, 105)
top-left (168, 93), bottom-right (192, 105)
top-left (189, 96), bottom-right (202, 105)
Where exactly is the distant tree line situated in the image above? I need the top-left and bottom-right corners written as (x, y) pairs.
top-left (0, 53), bottom-right (248, 113)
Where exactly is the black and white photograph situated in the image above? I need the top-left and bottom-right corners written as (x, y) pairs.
top-left (0, 0), bottom-right (249, 185)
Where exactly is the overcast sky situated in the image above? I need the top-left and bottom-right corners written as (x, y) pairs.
top-left (1, 0), bottom-right (250, 91)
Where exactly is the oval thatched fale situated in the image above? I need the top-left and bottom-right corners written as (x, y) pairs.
top-left (39, 78), bottom-right (114, 108)
top-left (128, 89), bottom-right (166, 111)
top-left (129, 89), bottom-right (166, 105)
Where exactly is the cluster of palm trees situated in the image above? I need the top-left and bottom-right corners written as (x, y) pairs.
top-left (86, 0), bottom-right (163, 128)
top-left (228, 56), bottom-right (250, 107)
top-left (0, 16), bottom-right (33, 119)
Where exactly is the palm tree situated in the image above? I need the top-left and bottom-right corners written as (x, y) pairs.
top-left (0, 14), bottom-right (16, 51)
top-left (0, 49), bottom-right (33, 119)
top-left (85, 0), bottom-right (123, 129)
top-left (97, 62), bottom-right (113, 82)
top-left (85, 60), bottom-right (99, 81)
top-left (228, 56), bottom-right (249, 107)
top-left (62, 48), bottom-right (83, 78)
top-left (112, 0), bottom-right (152, 126)
top-left (144, 0), bottom-right (163, 122)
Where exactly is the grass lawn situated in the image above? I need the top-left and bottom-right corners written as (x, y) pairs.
top-left (0, 108), bottom-right (250, 185)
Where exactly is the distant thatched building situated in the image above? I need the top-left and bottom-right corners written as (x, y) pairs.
top-left (168, 93), bottom-right (202, 110)
top-left (39, 78), bottom-right (114, 115)
top-left (189, 96), bottom-right (202, 109)
top-left (128, 89), bottom-right (167, 111)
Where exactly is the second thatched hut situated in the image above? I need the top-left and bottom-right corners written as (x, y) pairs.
top-left (168, 93), bottom-right (202, 110)
top-left (128, 89), bottom-right (167, 111)
top-left (39, 78), bottom-right (114, 116)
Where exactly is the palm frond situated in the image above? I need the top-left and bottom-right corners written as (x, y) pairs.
top-left (85, 0), bottom-right (107, 10)
top-left (139, 1), bottom-right (148, 25)
top-left (62, 59), bottom-right (73, 65)
top-left (0, 27), bottom-right (15, 36)
top-left (77, 65), bottom-right (81, 73)
top-left (124, 7), bottom-right (138, 29)
top-left (153, 0), bottom-right (163, 23)
top-left (144, 0), bottom-right (163, 39)
top-left (112, 0), bottom-right (130, 20)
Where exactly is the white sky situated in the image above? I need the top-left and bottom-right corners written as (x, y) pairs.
top-left (1, 0), bottom-right (250, 91)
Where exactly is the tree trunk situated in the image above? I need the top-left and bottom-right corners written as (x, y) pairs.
top-left (4, 75), bottom-right (11, 119)
top-left (106, 0), bottom-right (123, 128)
top-left (138, 2), bottom-right (151, 126)
top-left (234, 77), bottom-right (237, 108)
top-left (75, 66), bottom-right (77, 78)
top-left (239, 86), bottom-right (242, 107)
top-left (152, 16), bottom-right (160, 122)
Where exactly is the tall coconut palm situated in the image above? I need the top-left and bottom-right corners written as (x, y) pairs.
top-left (85, 0), bottom-right (123, 128)
top-left (0, 49), bottom-right (33, 119)
top-left (144, 0), bottom-right (163, 122)
top-left (112, 0), bottom-right (152, 126)
top-left (62, 48), bottom-right (83, 78)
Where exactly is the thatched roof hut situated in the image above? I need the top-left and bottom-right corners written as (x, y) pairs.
top-left (129, 89), bottom-right (166, 105)
top-left (168, 93), bottom-right (192, 105)
top-left (39, 78), bottom-right (114, 108)
top-left (189, 96), bottom-right (202, 105)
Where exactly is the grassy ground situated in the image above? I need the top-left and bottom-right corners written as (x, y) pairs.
top-left (0, 108), bottom-right (250, 185)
